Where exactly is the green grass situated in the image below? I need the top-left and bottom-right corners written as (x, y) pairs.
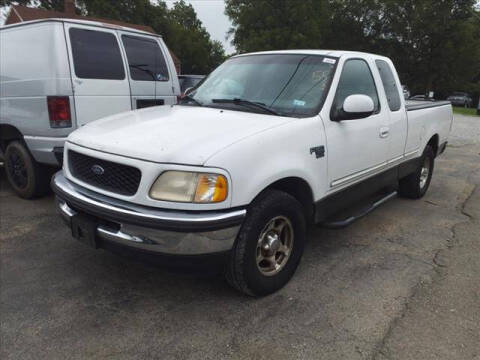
top-left (452, 106), bottom-right (480, 117)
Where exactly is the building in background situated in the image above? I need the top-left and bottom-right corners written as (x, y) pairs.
top-left (4, 0), bottom-right (181, 74)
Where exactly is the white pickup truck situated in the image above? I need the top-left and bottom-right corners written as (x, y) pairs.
top-left (52, 50), bottom-right (453, 296)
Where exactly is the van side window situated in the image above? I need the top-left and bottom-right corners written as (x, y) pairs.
top-left (331, 59), bottom-right (380, 119)
top-left (122, 35), bottom-right (169, 82)
top-left (69, 28), bottom-right (125, 80)
top-left (375, 60), bottom-right (401, 111)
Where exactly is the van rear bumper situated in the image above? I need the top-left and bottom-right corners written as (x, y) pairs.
top-left (24, 136), bottom-right (67, 166)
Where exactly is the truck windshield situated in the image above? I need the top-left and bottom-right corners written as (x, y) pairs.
top-left (183, 54), bottom-right (337, 117)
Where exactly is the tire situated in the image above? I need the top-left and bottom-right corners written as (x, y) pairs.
top-left (225, 189), bottom-right (307, 296)
top-left (398, 145), bottom-right (435, 199)
top-left (4, 141), bottom-right (51, 199)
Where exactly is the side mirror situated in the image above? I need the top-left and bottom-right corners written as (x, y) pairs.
top-left (333, 94), bottom-right (375, 121)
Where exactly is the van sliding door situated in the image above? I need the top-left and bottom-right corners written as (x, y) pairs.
top-left (65, 23), bottom-right (131, 126)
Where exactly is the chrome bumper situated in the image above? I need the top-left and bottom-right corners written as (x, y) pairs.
top-left (52, 172), bottom-right (246, 255)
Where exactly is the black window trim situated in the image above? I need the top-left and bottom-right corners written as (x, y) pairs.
top-left (121, 34), bottom-right (170, 83)
top-left (329, 57), bottom-right (382, 121)
top-left (375, 59), bottom-right (402, 113)
top-left (69, 27), bottom-right (126, 81)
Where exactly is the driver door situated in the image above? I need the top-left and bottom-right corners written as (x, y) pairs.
top-left (322, 58), bottom-right (389, 191)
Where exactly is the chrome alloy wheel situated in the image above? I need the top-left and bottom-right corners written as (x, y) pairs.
top-left (419, 156), bottom-right (431, 189)
top-left (256, 216), bottom-right (294, 276)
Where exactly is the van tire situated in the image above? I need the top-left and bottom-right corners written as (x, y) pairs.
top-left (398, 146), bottom-right (435, 199)
top-left (225, 189), bottom-right (306, 296)
top-left (4, 141), bottom-right (51, 199)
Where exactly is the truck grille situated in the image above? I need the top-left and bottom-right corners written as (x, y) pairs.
top-left (68, 151), bottom-right (141, 196)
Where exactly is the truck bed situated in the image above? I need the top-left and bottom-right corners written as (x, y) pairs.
top-left (405, 100), bottom-right (451, 111)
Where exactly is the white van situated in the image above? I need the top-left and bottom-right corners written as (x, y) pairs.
top-left (0, 18), bottom-right (180, 198)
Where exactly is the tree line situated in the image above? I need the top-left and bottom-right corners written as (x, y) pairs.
top-left (225, 0), bottom-right (480, 100)
top-left (4, 0), bottom-right (227, 74)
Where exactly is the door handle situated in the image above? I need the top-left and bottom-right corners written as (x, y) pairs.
top-left (380, 127), bottom-right (390, 138)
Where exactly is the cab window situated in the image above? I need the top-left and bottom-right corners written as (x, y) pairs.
top-left (375, 60), bottom-right (401, 111)
top-left (331, 59), bottom-right (380, 119)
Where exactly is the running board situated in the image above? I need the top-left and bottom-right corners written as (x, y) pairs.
top-left (321, 191), bottom-right (397, 229)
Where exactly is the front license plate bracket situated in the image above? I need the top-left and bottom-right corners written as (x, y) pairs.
top-left (71, 214), bottom-right (98, 249)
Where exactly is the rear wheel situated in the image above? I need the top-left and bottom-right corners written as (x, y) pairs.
top-left (4, 141), bottom-right (51, 199)
top-left (225, 190), bottom-right (306, 296)
top-left (398, 145), bottom-right (435, 199)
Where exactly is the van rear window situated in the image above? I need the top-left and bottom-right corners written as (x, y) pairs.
top-left (122, 35), bottom-right (169, 82)
top-left (69, 28), bottom-right (125, 80)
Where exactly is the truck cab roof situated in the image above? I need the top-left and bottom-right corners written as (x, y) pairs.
top-left (233, 49), bottom-right (390, 61)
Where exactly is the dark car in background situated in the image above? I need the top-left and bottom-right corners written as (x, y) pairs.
top-left (178, 74), bottom-right (205, 95)
top-left (447, 92), bottom-right (473, 108)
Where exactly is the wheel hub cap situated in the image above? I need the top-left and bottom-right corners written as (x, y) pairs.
top-left (256, 216), bottom-right (294, 276)
top-left (419, 157), bottom-right (430, 189)
top-left (7, 149), bottom-right (28, 189)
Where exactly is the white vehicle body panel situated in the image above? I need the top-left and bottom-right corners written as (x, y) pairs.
top-left (61, 50), bottom-right (453, 214)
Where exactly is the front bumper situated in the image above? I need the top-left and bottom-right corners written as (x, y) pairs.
top-left (51, 172), bottom-right (246, 256)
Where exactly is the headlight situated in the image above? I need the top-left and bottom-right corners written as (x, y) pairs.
top-left (149, 171), bottom-right (228, 203)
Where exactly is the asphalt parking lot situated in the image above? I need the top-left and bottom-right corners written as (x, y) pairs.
top-left (1, 114), bottom-right (479, 360)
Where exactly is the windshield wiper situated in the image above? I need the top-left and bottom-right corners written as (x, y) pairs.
top-left (212, 98), bottom-right (280, 116)
top-left (180, 94), bottom-right (203, 106)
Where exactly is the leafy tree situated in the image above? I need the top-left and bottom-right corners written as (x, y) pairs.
top-left (225, 0), bottom-right (480, 98)
top-left (225, 0), bottom-right (328, 53)
top-left (168, 0), bottom-right (226, 73)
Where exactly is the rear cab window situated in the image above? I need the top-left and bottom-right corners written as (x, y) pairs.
top-left (121, 35), bottom-right (169, 82)
top-left (375, 60), bottom-right (401, 111)
top-left (69, 28), bottom-right (125, 80)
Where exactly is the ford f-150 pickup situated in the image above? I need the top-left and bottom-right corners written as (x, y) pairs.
top-left (52, 50), bottom-right (453, 296)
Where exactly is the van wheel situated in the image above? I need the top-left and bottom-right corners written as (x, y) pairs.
top-left (4, 141), bottom-right (50, 199)
top-left (398, 146), bottom-right (435, 199)
top-left (225, 189), bottom-right (306, 296)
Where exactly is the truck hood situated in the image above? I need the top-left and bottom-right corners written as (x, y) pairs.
top-left (68, 105), bottom-right (294, 165)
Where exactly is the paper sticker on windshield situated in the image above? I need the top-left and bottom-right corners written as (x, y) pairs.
top-left (323, 58), bottom-right (336, 64)
top-left (312, 70), bottom-right (326, 82)
top-left (293, 99), bottom-right (306, 107)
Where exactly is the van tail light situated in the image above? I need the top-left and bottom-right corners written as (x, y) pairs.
top-left (47, 96), bottom-right (72, 128)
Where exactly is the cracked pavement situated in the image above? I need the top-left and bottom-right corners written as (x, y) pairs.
top-left (1, 114), bottom-right (479, 359)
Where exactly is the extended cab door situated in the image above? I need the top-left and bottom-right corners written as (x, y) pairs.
top-left (321, 57), bottom-right (390, 191)
top-left (65, 23), bottom-right (131, 126)
top-left (119, 32), bottom-right (175, 109)
top-left (374, 59), bottom-right (407, 163)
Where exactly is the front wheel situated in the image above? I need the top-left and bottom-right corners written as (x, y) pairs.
top-left (225, 190), bottom-right (306, 296)
top-left (398, 145), bottom-right (435, 199)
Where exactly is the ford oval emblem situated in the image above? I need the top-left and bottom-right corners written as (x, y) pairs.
top-left (91, 164), bottom-right (105, 175)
